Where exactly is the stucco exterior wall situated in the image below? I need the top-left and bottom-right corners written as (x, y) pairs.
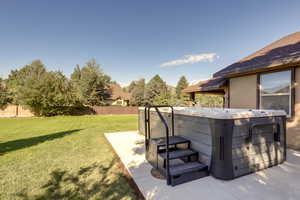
top-left (286, 68), bottom-right (300, 149)
top-left (229, 75), bottom-right (257, 109)
top-left (227, 68), bottom-right (300, 150)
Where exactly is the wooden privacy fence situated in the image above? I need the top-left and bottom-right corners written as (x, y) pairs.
top-left (91, 106), bottom-right (138, 115)
top-left (0, 105), bottom-right (34, 117)
top-left (0, 105), bottom-right (138, 117)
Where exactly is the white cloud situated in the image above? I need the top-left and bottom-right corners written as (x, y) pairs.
top-left (161, 53), bottom-right (218, 67)
top-left (190, 79), bottom-right (203, 85)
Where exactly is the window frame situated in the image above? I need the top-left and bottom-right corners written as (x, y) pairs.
top-left (259, 69), bottom-right (292, 118)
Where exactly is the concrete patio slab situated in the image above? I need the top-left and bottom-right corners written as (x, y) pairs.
top-left (105, 131), bottom-right (300, 200)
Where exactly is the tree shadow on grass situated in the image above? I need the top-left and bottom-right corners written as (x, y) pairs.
top-left (0, 129), bottom-right (81, 155)
top-left (17, 158), bottom-right (139, 200)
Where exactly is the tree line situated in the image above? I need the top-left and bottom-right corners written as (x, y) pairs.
top-left (126, 76), bottom-right (223, 107)
top-left (0, 59), bottom-right (191, 116)
top-left (126, 75), bottom-right (189, 106)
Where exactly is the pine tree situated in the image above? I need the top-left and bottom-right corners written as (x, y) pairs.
top-left (175, 76), bottom-right (189, 98)
top-left (127, 81), bottom-right (137, 93)
top-left (144, 75), bottom-right (170, 105)
top-left (130, 79), bottom-right (145, 106)
top-left (71, 64), bottom-right (81, 82)
top-left (71, 59), bottom-right (111, 106)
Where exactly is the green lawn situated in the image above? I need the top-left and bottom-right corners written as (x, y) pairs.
top-left (0, 115), bottom-right (139, 200)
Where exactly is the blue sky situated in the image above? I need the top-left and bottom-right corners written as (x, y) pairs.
top-left (0, 0), bottom-right (300, 86)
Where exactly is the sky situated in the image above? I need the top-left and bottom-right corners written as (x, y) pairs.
top-left (0, 0), bottom-right (300, 86)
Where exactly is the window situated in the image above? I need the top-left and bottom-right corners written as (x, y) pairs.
top-left (260, 70), bottom-right (291, 116)
top-left (116, 100), bottom-right (123, 105)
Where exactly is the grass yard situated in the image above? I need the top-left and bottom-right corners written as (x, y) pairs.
top-left (0, 115), bottom-right (139, 200)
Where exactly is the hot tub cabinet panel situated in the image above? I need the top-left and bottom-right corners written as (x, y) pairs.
top-left (138, 107), bottom-right (286, 180)
top-left (174, 115), bottom-right (213, 166)
top-left (230, 116), bottom-right (286, 179)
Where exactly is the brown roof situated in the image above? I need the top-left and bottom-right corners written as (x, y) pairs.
top-left (182, 76), bottom-right (227, 93)
top-left (109, 84), bottom-right (131, 100)
top-left (214, 31), bottom-right (300, 77)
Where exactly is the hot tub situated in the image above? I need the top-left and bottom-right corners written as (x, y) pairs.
top-left (138, 107), bottom-right (286, 180)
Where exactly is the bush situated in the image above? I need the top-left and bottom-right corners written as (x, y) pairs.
top-left (39, 106), bottom-right (95, 117)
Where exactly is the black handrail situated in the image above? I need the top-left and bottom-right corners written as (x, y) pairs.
top-left (144, 107), bottom-right (147, 148)
top-left (144, 107), bottom-right (151, 150)
top-left (144, 105), bottom-right (174, 185)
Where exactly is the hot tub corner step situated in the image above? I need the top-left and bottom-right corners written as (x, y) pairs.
top-left (152, 136), bottom-right (190, 147)
top-left (169, 162), bottom-right (209, 186)
top-left (159, 149), bottom-right (197, 160)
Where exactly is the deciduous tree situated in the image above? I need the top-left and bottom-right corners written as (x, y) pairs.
top-left (6, 60), bottom-right (77, 116)
top-left (0, 78), bottom-right (11, 109)
top-left (6, 60), bottom-right (46, 105)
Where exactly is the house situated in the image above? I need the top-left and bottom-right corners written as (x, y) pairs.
top-left (183, 31), bottom-right (300, 149)
top-left (107, 84), bottom-right (131, 106)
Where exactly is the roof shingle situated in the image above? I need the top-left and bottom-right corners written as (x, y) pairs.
top-left (214, 31), bottom-right (300, 77)
top-left (182, 76), bottom-right (227, 93)
top-left (109, 84), bottom-right (131, 100)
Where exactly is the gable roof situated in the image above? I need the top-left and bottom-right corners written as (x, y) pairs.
top-left (109, 84), bottom-right (131, 100)
top-left (182, 76), bottom-right (227, 93)
top-left (214, 31), bottom-right (300, 77)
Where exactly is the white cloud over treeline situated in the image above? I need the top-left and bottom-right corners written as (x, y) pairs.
top-left (161, 53), bottom-right (218, 67)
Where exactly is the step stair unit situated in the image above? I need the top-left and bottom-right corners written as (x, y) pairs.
top-left (144, 106), bottom-right (209, 186)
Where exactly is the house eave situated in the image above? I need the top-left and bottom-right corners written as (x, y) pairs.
top-left (183, 76), bottom-right (227, 94)
top-left (223, 62), bottom-right (300, 79)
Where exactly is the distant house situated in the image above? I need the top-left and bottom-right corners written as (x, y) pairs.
top-left (107, 84), bottom-right (131, 106)
top-left (183, 31), bottom-right (300, 149)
